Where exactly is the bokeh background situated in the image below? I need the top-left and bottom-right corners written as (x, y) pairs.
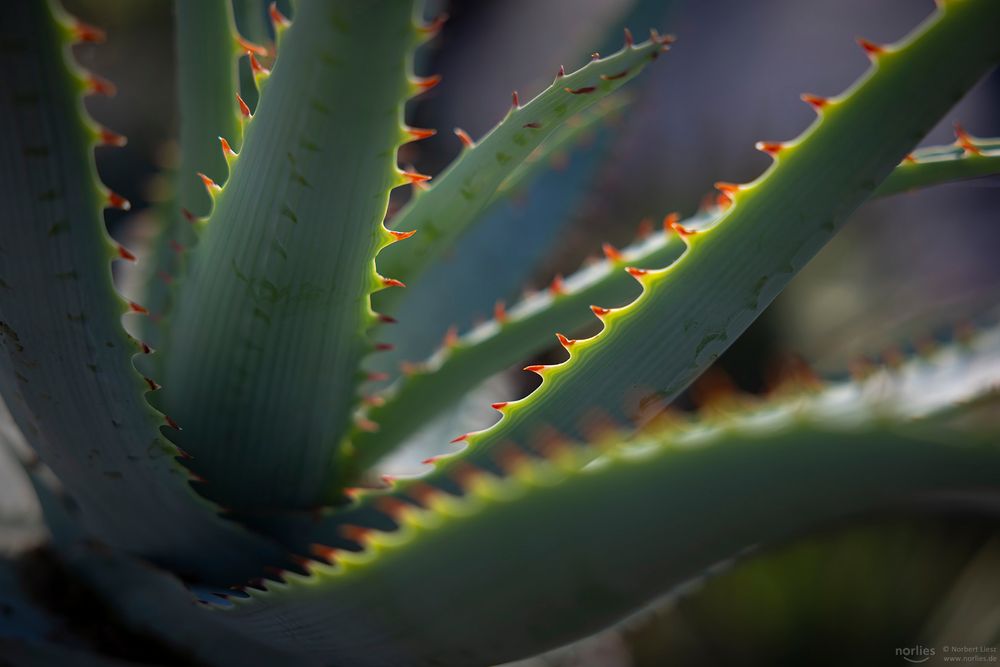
top-left (34, 0), bottom-right (1000, 664)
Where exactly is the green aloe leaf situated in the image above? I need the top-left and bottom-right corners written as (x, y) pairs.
top-left (158, 0), bottom-right (425, 510)
top-left (0, 0), bottom-right (287, 583)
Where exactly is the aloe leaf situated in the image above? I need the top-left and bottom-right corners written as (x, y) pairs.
top-left (374, 31), bottom-right (672, 295)
top-left (158, 0), bottom-right (425, 510)
top-left (137, 1), bottom-right (249, 350)
top-left (222, 323), bottom-right (1000, 666)
top-left (373, 100), bottom-right (631, 382)
top-left (352, 0), bottom-right (1000, 468)
top-left (875, 132), bottom-right (1000, 197)
top-left (0, 1), bottom-right (288, 583)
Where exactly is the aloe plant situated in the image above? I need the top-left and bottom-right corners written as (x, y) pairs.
top-left (1, 0), bottom-right (999, 665)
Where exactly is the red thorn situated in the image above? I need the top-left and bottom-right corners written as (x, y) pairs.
top-left (953, 123), bottom-right (982, 156)
top-left (856, 37), bottom-right (885, 59)
top-left (450, 433), bottom-right (469, 444)
top-left (127, 301), bottom-right (148, 314)
top-left (755, 141), bottom-right (784, 157)
top-left (626, 266), bottom-right (648, 278)
top-left (219, 136), bottom-right (236, 158)
top-left (106, 191), bottom-right (131, 211)
top-left (85, 74), bottom-right (116, 96)
top-left (237, 36), bottom-right (268, 56)
top-left (419, 13), bottom-right (448, 36)
top-left (377, 313), bottom-right (397, 324)
top-left (362, 395), bottom-right (385, 407)
top-left (356, 418), bottom-right (379, 433)
top-left (400, 170), bottom-right (432, 184)
top-left (248, 52), bottom-right (270, 76)
top-left (164, 415), bottom-right (181, 430)
top-left (662, 212), bottom-right (680, 233)
top-left (140, 341), bottom-right (152, 354)
top-left (636, 217), bottom-right (654, 238)
top-left (556, 65), bottom-right (566, 78)
top-left (602, 242), bottom-right (623, 262)
top-left (903, 153), bottom-right (918, 164)
top-left (421, 456), bottom-right (440, 465)
top-left (523, 364), bottom-right (546, 374)
top-left (714, 181), bottom-right (741, 196)
top-left (556, 333), bottom-right (575, 348)
top-left (269, 3), bottom-right (290, 29)
top-left (98, 128), bottom-right (127, 147)
top-left (310, 544), bottom-right (338, 564)
top-left (374, 343), bottom-right (394, 351)
top-left (169, 239), bottom-right (185, 254)
top-left (591, 305), bottom-right (611, 317)
top-left (564, 86), bottom-right (597, 95)
top-left (181, 208), bottom-right (196, 223)
top-left (374, 495), bottom-right (409, 520)
top-left (665, 213), bottom-right (696, 237)
top-left (381, 276), bottom-right (405, 288)
top-left (72, 20), bottom-right (106, 43)
top-left (388, 228), bottom-right (417, 241)
top-left (405, 126), bottom-right (436, 141)
top-left (523, 122), bottom-right (542, 129)
top-left (623, 27), bottom-right (634, 46)
top-left (236, 94), bottom-right (251, 118)
top-left (491, 401), bottom-right (508, 411)
top-left (443, 326), bottom-right (459, 348)
top-left (512, 91), bottom-right (520, 108)
top-left (116, 245), bottom-right (136, 261)
top-left (197, 172), bottom-right (220, 192)
top-left (413, 74), bottom-right (442, 92)
top-left (366, 372), bottom-right (389, 382)
top-left (340, 525), bottom-right (372, 544)
top-left (453, 127), bottom-right (474, 148)
top-left (493, 300), bottom-right (508, 323)
top-left (549, 274), bottom-right (565, 295)
top-left (144, 377), bottom-right (160, 391)
top-left (590, 52), bottom-right (601, 61)
top-left (800, 93), bottom-right (828, 111)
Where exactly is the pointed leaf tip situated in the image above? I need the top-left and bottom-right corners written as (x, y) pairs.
top-left (602, 242), bottom-right (623, 262)
top-left (453, 127), bottom-right (474, 148)
top-left (556, 333), bottom-right (575, 348)
top-left (623, 27), bottom-right (634, 46)
top-left (72, 19), bottom-right (106, 44)
top-left (237, 36), bottom-right (268, 56)
top-left (116, 245), bottom-right (136, 262)
top-left (494, 300), bottom-right (508, 323)
top-left (106, 191), bottom-right (131, 210)
top-left (755, 141), bottom-right (784, 156)
top-left (800, 93), bottom-right (829, 111)
top-left (236, 93), bottom-right (251, 118)
top-left (98, 127), bottom-right (127, 147)
top-left (85, 74), bottom-right (116, 97)
top-left (856, 37), bottom-right (885, 58)
top-left (381, 277), bottom-right (406, 288)
top-left (388, 228), bottom-right (417, 241)
top-left (953, 122), bottom-right (982, 156)
top-left (269, 2), bottom-right (290, 28)
top-left (591, 305), bottom-right (611, 317)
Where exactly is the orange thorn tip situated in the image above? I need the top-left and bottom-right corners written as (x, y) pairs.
top-left (549, 274), bottom-right (566, 295)
top-left (406, 126), bottom-right (437, 141)
top-left (219, 136), bottom-right (236, 157)
top-left (557, 65), bottom-right (566, 78)
top-left (591, 305), bottom-right (611, 316)
top-left (116, 245), bottom-right (136, 261)
top-left (388, 228), bottom-right (417, 241)
top-left (623, 27), bottom-right (634, 46)
top-left (128, 301), bottom-right (148, 314)
top-left (512, 91), bottom-right (520, 108)
top-left (237, 36), bottom-right (268, 56)
top-left (197, 172), bottom-right (221, 192)
top-left (903, 153), bottom-right (918, 164)
top-left (524, 364), bottom-right (546, 374)
top-left (953, 122), bottom-right (982, 156)
top-left (556, 333), bottom-right (575, 348)
top-left (856, 37), bottom-right (885, 58)
top-left (419, 13), bottom-right (448, 35)
top-left (626, 266), bottom-right (648, 277)
top-left (443, 326), bottom-right (459, 348)
top-left (602, 242), bottom-right (623, 262)
top-left (401, 170), bottom-right (432, 184)
top-left (714, 181), bottom-right (741, 195)
top-left (269, 3), bottom-right (290, 28)
top-left (453, 127), bottom-right (474, 148)
top-left (755, 141), bottom-right (784, 156)
top-left (494, 300), bottom-right (508, 323)
top-left (800, 93), bottom-right (828, 111)
top-left (106, 191), bottom-right (131, 211)
top-left (666, 214), bottom-right (696, 237)
top-left (377, 313), bottom-right (397, 324)
top-left (636, 217), bottom-right (654, 238)
top-left (356, 418), bottom-right (379, 433)
top-left (491, 402), bottom-right (508, 411)
top-left (85, 74), bottom-right (116, 97)
top-left (72, 20), bottom-right (106, 43)
top-left (413, 74), bottom-right (442, 92)
top-left (450, 433), bottom-right (470, 444)
top-left (98, 128), bottom-right (127, 147)
top-left (237, 94), bottom-right (251, 118)
top-left (381, 277), bottom-right (406, 288)
top-left (248, 52), bottom-right (270, 76)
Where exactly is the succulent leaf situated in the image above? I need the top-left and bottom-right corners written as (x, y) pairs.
top-left (222, 324), bottom-right (1000, 666)
top-left (0, 0), bottom-right (288, 583)
top-left (158, 0), bottom-right (424, 510)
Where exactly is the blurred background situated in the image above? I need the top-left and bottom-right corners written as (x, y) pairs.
top-left (38, 0), bottom-right (1000, 664)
